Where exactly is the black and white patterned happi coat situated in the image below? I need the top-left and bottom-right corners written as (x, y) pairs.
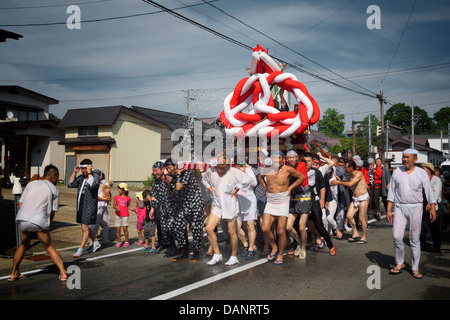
top-left (68, 172), bottom-right (100, 225)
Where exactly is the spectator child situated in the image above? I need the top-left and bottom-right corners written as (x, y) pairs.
top-left (140, 189), bottom-right (157, 253)
top-left (113, 183), bottom-right (135, 248)
top-left (135, 191), bottom-right (146, 246)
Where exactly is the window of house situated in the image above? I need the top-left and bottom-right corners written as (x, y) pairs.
top-left (28, 111), bottom-right (38, 121)
top-left (78, 127), bottom-right (98, 137)
top-left (18, 110), bottom-right (28, 121)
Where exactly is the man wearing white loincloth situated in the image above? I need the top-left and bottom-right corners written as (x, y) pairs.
top-left (386, 149), bottom-right (436, 279)
top-left (258, 152), bottom-right (306, 265)
top-left (200, 154), bottom-right (254, 266)
top-left (331, 159), bottom-right (370, 244)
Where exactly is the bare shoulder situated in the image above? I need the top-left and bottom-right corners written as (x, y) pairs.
top-left (283, 165), bottom-right (297, 175)
top-left (353, 170), bottom-right (363, 180)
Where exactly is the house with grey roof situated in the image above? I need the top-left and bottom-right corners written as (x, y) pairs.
top-left (58, 105), bottom-right (166, 184)
top-left (131, 106), bottom-right (219, 160)
top-left (0, 86), bottom-right (64, 185)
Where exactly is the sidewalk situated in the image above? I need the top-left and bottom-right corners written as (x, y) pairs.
top-left (0, 184), bottom-right (142, 274)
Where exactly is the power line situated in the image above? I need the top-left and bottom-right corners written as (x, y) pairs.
top-left (280, 0), bottom-right (356, 45)
top-left (0, 0), bottom-right (111, 10)
top-left (200, 0), bottom-right (376, 97)
top-left (143, 0), bottom-right (253, 51)
top-left (59, 89), bottom-right (182, 102)
top-left (0, 0), bottom-right (218, 27)
top-left (142, 0), bottom-right (378, 99)
top-left (382, 0), bottom-right (417, 82)
top-left (305, 62), bottom-right (450, 85)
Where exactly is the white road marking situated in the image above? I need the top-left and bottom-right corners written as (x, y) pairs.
top-left (1, 218), bottom-right (386, 283)
top-left (150, 258), bottom-right (269, 300)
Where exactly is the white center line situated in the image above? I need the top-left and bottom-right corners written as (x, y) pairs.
top-left (1, 218), bottom-right (386, 283)
top-left (149, 258), bottom-right (269, 300)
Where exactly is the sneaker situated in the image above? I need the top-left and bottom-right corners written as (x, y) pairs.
top-left (207, 254), bottom-right (223, 266)
top-left (115, 242), bottom-right (122, 248)
top-left (73, 248), bottom-right (83, 258)
top-left (298, 250), bottom-right (306, 260)
top-left (165, 247), bottom-right (178, 257)
top-left (148, 248), bottom-right (157, 253)
top-left (225, 256), bottom-right (239, 266)
top-left (240, 247), bottom-right (248, 257)
top-left (122, 242), bottom-right (130, 248)
top-left (191, 252), bottom-right (202, 262)
top-left (136, 241), bottom-right (144, 246)
top-left (294, 245), bottom-right (301, 257)
top-left (172, 251), bottom-right (189, 262)
top-left (245, 250), bottom-right (255, 260)
top-left (90, 241), bottom-right (101, 253)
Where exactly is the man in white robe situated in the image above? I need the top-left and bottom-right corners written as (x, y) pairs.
top-left (386, 149), bottom-right (437, 279)
top-left (200, 154), bottom-right (254, 266)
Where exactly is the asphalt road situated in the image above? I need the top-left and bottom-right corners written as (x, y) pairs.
top-left (0, 216), bottom-right (449, 304)
top-left (0, 185), bottom-right (449, 313)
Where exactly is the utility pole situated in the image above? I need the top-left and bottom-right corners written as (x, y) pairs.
top-left (352, 121), bottom-right (356, 156)
top-left (352, 120), bottom-right (363, 156)
top-left (411, 101), bottom-right (414, 149)
top-left (385, 120), bottom-right (389, 160)
top-left (377, 83), bottom-right (385, 164)
top-left (186, 89), bottom-right (190, 115)
top-left (368, 115), bottom-right (372, 156)
top-left (447, 123), bottom-right (450, 159)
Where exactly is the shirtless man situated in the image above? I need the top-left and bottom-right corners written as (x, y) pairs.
top-left (331, 159), bottom-right (370, 244)
top-left (286, 150), bottom-right (310, 260)
top-left (259, 152), bottom-right (306, 264)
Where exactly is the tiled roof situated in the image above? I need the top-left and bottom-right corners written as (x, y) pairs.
top-left (59, 105), bottom-right (166, 128)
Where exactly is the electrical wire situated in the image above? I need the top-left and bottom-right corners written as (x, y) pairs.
top-left (0, 0), bottom-right (111, 10)
top-left (0, 0), bottom-right (219, 27)
top-left (142, 0), bottom-right (378, 99)
top-left (381, 0), bottom-right (417, 82)
top-left (200, 0), bottom-right (377, 97)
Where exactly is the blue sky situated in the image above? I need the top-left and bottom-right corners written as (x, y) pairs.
top-left (0, 0), bottom-right (449, 131)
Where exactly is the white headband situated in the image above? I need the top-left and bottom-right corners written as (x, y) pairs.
top-left (403, 148), bottom-right (419, 155)
top-left (79, 164), bottom-right (88, 168)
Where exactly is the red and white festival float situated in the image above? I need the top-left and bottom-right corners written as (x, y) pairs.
top-left (219, 45), bottom-right (320, 147)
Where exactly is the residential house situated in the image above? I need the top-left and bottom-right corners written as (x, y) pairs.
top-left (386, 125), bottom-right (444, 167)
top-left (131, 106), bottom-right (218, 161)
top-left (58, 106), bottom-right (166, 184)
top-left (0, 86), bottom-right (64, 184)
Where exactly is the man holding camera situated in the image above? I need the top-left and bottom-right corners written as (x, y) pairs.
top-left (68, 158), bottom-right (101, 258)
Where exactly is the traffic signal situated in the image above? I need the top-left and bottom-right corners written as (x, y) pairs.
top-left (376, 126), bottom-right (381, 136)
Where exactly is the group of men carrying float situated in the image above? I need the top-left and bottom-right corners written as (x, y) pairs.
top-left (150, 130), bottom-right (436, 278)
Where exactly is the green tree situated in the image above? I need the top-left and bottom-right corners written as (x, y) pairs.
top-left (385, 103), bottom-right (434, 135)
top-left (433, 106), bottom-right (450, 133)
top-left (317, 108), bottom-right (345, 138)
top-left (356, 113), bottom-right (381, 152)
top-left (327, 136), bottom-right (369, 159)
top-left (49, 113), bottom-right (61, 122)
